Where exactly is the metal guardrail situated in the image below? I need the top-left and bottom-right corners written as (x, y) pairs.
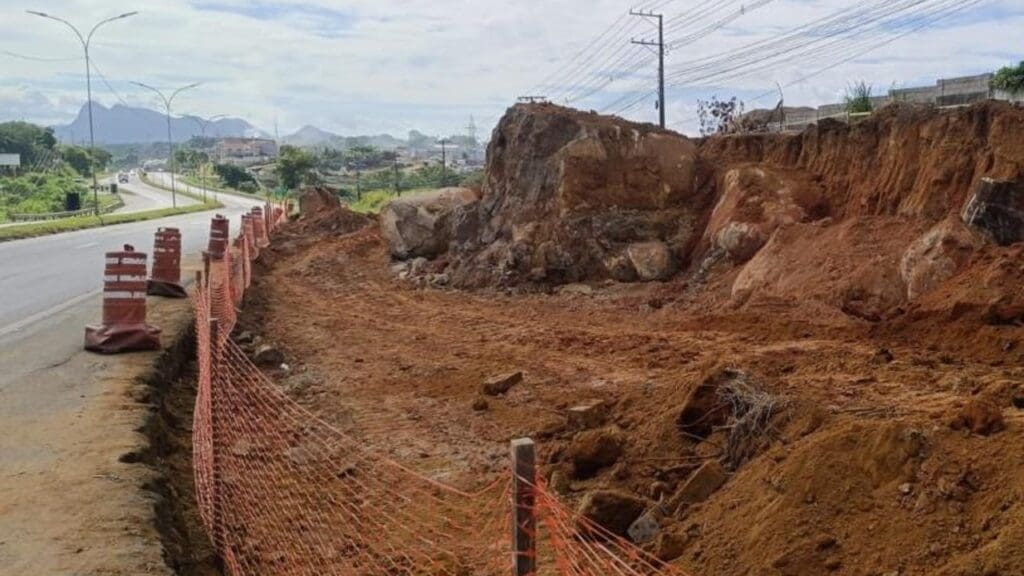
top-left (9, 195), bottom-right (125, 222)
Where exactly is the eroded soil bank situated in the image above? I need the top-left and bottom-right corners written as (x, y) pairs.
top-left (233, 213), bottom-right (1023, 576)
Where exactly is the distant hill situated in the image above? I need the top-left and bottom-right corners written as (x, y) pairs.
top-left (53, 103), bottom-right (266, 145)
top-left (282, 125), bottom-right (340, 147)
top-left (282, 126), bottom-right (407, 151)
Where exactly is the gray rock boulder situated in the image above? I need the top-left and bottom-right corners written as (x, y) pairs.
top-left (380, 188), bottom-right (480, 260)
top-left (627, 241), bottom-right (676, 281)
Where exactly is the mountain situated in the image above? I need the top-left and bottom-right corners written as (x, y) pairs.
top-left (282, 125), bottom-right (340, 147)
top-left (282, 126), bottom-right (407, 151)
top-left (53, 103), bottom-right (266, 145)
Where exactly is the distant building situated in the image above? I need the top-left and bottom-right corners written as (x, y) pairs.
top-left (215, 138), bottom-right (278, 166)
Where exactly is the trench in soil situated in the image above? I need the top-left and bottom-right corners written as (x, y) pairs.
top-left (136, 323), bottom-right (223, 576)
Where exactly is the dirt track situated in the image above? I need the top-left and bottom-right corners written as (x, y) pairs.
top-left (239, 220), bottom-right (1024, 576)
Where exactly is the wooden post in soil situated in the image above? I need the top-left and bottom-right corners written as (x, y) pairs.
top-left (511, 438), bottom-right (537, 576)
top-left (208, 317), bottom-right (224, 550)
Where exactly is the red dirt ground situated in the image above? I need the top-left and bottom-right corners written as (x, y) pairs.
top-left (238, 209), bottom-right (1024, 576)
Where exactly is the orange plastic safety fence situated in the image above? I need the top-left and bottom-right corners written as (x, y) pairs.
top-left (191, 202), bottom-right (695, 576)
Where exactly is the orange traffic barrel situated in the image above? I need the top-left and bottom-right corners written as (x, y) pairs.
top-left (208, 214), bottom-right (230, 259)
top-left (148, 227), bottom-right (186, 298)
top-left (251, 206), bottom-right (268, 248)
top-left (242, 214), bottom-right (258, 260)
top-left (85, 245), bottom-right (161, 353)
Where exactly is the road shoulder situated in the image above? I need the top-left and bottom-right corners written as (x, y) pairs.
top-left (0, 296), bottom-right (193, 575)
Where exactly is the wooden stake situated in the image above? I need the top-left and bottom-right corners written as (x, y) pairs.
top-left (511, 438), bottom-right (536, 576)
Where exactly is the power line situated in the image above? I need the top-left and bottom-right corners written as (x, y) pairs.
top-left (608, 0), bottom-right (959, 116)
top-left (667, 0), bottom-right (988, 130)
top-left (1, 49), bottom-right (80, 62)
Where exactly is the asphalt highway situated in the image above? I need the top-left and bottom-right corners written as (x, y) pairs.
top-left (0, 176), bottom-right (264, 356)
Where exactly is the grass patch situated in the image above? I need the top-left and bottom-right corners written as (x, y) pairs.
top-left (179, 173), bottom-right (269, 202)
top-left (0, 201), bottom-right (222, 243)
top-left (139, 173), bottom-right (215, 204)
top-left (347, 189), bottom-right (436, 214)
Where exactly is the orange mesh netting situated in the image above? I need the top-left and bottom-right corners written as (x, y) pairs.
top-left (191, 203), bottom-right (695, 576)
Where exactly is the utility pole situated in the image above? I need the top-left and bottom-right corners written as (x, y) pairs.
top-left (28, 9), bottom-right (138, 215)
top-left (393, 147), bottom-right (404, 196)
top-left (190, 114), bottom-right (225, 203)
top-left (439, 139), bottom-right (449, 188)
top-left (131, 81), bottom-right (201, 208)
top-left (630, 9), bottom-right (666, 129)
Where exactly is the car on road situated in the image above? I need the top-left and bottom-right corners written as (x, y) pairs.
top-left (118, 173), bottom-right (130, 184)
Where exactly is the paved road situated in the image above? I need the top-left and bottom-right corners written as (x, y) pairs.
top-left (113, 173), bottom-right (201, 214)
top-left (0, 179), bottom-right (262, 350)
top-left (0, 176), bottom-right (268, 574)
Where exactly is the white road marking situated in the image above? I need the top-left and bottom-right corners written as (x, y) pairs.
top-left (0, 288), bottom-right (103, 339)
top-left (75, 242), bottom-right (99, 249)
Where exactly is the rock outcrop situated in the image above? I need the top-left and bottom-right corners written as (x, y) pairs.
top-left (380, 188), bottom-right (479, 260)
top-left (446, 104), bottom-right (709, 288)
top-left (900, 218), bottom-right (984, 301)
top-left (701, 166), bottom-right (825, 263)
top-left (961, 178), bottom-right (1024, 246)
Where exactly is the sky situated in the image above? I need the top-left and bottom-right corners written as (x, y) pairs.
top-left (1, 0), bottom-right (1022, 139)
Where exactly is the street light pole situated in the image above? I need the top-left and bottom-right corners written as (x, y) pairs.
top-left (131, 81), bottom-right (201, 208)
top-left (191, 114), bottom-right (226, 203)
top-left (27, 10), bottom-right (138, 215)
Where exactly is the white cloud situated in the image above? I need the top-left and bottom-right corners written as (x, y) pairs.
top-left (1, 0), bottom-right (1020, 138)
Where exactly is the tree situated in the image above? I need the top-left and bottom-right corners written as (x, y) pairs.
top-left (276, 145), bottom-right (315, 190)
top-left (845, 81), bottom-right (873, 114)
top-left (0, 121), bottom-right (58, 168)
top-left (60, 145), bottom-right (111, 177)
top-left (213, 163), bottom-right (256, 189)
top-left (992, 61), bottom-right (1024, 94)
top-left (697, 96), bottom-right (744, 136)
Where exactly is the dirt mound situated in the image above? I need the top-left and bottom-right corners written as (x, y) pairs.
top-left (446, 103), bottom-right (711, 288)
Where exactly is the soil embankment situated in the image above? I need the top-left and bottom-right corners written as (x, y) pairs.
top-left (222, 102), bottom-right (1023, 576)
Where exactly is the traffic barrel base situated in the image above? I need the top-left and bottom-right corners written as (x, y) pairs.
top-left (85, 245), bottom-right (162, 354)
top-left (146, 278), bottom-right (188, 298)
top-left (84, 323), bottom-right (162, 354)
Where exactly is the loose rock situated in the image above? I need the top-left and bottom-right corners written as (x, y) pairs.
top-left (568, 428), bottom-right (625, 479)
top-left (253, 344), bottom-right (286, 368)
top-left (950, 397), bottom-right (1005, 436)
top-left (577, 490), bottom-right (649, 539)
top-left (669, 460), bottom-right (729, 513)
top-left (481, 371), bottom-right (524, 396)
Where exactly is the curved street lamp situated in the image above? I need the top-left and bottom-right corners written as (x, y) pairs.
top-left (131, 81), bottom-right (201, 208)
top-left (27, 10), bottom-right (138, 215)
top-left (191, 114), bottom-right (226, 202)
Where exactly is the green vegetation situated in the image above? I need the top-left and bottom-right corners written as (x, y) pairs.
top-left (212, 163), bottom-right (257, 189)
top-left (348, 189), bottom-right (400, 214)
top-left (347, 188), bottom-right (438, 214)
top-left (277, 145), bottom-right (316, 190)
top-left (0, 170), bottom-right (90, 221)
top-left (0, 202), bottom-right (220, 243)
top-left (0, 121), bottom-right (57, 168)
top-left (845, 81), bottom-right (874, 114)
top-left (60, 145), bottom-right (112, 177)
top-left (992, 61), bottom-right (1024, 94)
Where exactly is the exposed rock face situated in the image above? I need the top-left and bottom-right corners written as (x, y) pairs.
top-left (961, 178), bottom-right (1024, 246)
top-left (446, 104), bottom-right (708, 288)
top-left (702, 166), bottom-right (825, 263)
top-left (380, 188), bottom-right (480, 260)
top-left (900, 218), bottom-right (984, 301)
